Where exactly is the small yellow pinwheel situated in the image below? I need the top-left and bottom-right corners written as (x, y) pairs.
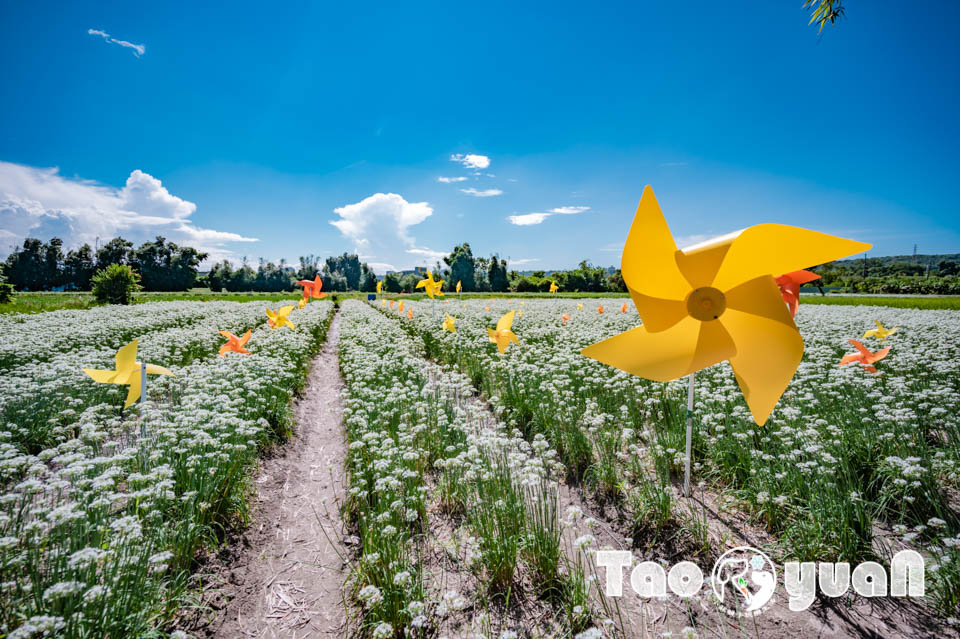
top-left (863, 320), bottom-right (898, 341)
top-left (581, 185), bottom-right (870, 426)
top-left (442, 313), bottom-right (456, 332)
top-left (577, 303), bottom-right (584, 310)
top-left (376, 280), bottom-right (383, 294)
top-left (549, 281), bottom-right (559, 293)
top-left (83, 339), bottom-right (174, 408)
top-left (266, 305), bottom-right (295, 330)
top-left (456, 280), bottom-right (462, 293)
top-left (488, 310), bottom-right (519, 354)
top-left (399, 300), bottom-right (405, 313)
top-left (416, 271), bottom-right (444, 298)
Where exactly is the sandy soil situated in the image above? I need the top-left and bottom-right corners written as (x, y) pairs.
top-left (193, 313), bottom-right (350, 638)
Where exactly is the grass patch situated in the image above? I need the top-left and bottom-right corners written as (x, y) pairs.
top-left (800, 295), bottom-right (960, 310)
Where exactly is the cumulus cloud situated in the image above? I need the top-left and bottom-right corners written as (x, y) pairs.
top-left (330, 193), bottom-right (440, 273)
top-left (87, 28), bottom-right (145, 57)
top-left (460, 188), bottom-right (503, 197)
top-left (507, 205), bottom-right (590, 226)
top-left (450, 154), bottom-right (490, 170)
top-left (506, 213), bottom-right (551, 226)
top-left (437, 176), bottom-right (468, 183)
top-left (0, 161), bottom-right (257, 264)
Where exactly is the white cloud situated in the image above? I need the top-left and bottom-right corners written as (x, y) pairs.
top-left (507, 258), bottom-right (538, 266)
top-left (437, 176), bottom-right (468, 183)
top-left (88, 28), bottom-right (145, 57)
top-left (507, 205), bottom-right (589, 226)
top-left (330, 193), bottom-right (439, 273)
top-left (507, 213), bottom-right (551, 226)
top-left (460, 188), bottom-right (503, 197)
top-left (0, 162), bottom-right (257, 264)
top-left (450, 154), bottom-right (490, 170)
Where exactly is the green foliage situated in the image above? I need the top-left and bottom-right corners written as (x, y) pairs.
top-left (488, 255), bottom-right (509, 292)
top-left (383, 271), bottom-right (403, 293)
top-left (444, 242), bottom-right (476, 291)
top-left (129, 236), bottom-right (208, 291)
top-left (324, 252), bottom-right (363, 290)
top-left (91, 263), bottom-right (142, 305)
top-left (804, 0), bottom-right (845, 33)
top-left (0, 270), bottom-right (13, 304)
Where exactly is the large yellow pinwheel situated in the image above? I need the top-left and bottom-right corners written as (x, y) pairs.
top-left (416, 271), bottom-right (444, 298)
top-left (83, 339), bottom-right (174, 408)
top-left (549, 281), bottom-right (559, 293)
top-left (581, 186), bottom-right (871, 425)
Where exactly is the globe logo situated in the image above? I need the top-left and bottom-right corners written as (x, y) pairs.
top-left (711, 546), bottom-right (777, 618)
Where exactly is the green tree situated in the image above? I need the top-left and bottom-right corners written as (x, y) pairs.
top-left (64, 243), bottom-right (96, 290)
top-left (324, 253), bottom-right (363, 290)
top-left (360, 264), bottom-right (378, 292)
top-left (443, 243), bottom-right (476, 292)
top-left (91, 263), bottom-right (142, 304)
top-left (383, 271), bottom-right (402, 293)
top-left (488, 256), bottom-right (509, 292)
top-left (3, 238), bottom-right (45, 290)
top-left (938, 260), bottom-right (958, 276)
top-left (95, 237), bottom-right (133, 268)
top-left (44, 238), bottom-right (64, 289)
top-left (130, 236), bottom-right (208, 291)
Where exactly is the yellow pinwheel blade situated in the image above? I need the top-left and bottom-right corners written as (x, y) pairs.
top-left (581, 316), bottom-right (734, 382)
top-left (145, 363), bottom-right (174, 377)
top-left (621, 186), bottom-right (690, 301)
top-left (83, 368), bottom-right (119, 384)
top-left (711, 224), bottom-right (871, 292)
top-left (720, 276), bottom-right (803, 426)
top-left (497, 310), bottom-right (515, 332)
top-left (115, 340), bottom-right (138, 374)
top-left (278, 305), bottom-right (293, 317)
top-left (124, 370), bottom-right (142, 408)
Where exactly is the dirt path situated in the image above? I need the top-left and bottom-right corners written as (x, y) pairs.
top-left (203, 313), bottom-right (349, 638)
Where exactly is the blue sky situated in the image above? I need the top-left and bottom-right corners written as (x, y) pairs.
top-left (1, 0), bottom-right (958, 272)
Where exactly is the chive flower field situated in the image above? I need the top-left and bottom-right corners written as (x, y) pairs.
top-left (2, 295), bottom-right (958, 638)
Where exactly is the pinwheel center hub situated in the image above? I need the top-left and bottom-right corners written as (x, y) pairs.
top-left (686, 287), bottom-right (726, 321)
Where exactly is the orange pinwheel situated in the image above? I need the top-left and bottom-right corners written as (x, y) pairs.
top-left (296, 274), bottom-right (328, 301)
top-left (407, 309), bottom-right (413, 319)
top-left (840, 339), bottom-right (890, 374)
top-left (561, 312), bottom-right (570, 324)
top-left (389, 300), bottom-right (395, 310)
top-left (597, 305), bottom-right (604, 314)
top-left (775, 270), bottom-right (820, 317)
top-left (485, 305), bottom-right (491, 312)
top-left (219, 330), bottom-right (252, 357)
top-left (399, 300), bottom-right (405, 313)
top-left (620, 303), bottom-right (628, 313)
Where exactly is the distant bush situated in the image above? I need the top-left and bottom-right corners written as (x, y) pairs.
top-left (91, 263), bottom-right (142, 305)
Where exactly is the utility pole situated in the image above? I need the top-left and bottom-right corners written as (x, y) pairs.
top-left (863, 253), bottom-right (867, 278)
top-left (913, 244), bottom-right (918, 264)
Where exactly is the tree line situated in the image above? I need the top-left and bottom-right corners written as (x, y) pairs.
top-left (2, 237), bottom-right (207, 292)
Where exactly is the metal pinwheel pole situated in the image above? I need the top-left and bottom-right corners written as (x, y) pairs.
top-left (683, 372), bottom-right (695, 498)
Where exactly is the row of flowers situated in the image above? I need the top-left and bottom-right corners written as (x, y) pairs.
top-left (0, 300), bottom-right (334, 638)
top-left (338, 300), bottom-right (605, 638)
top-left (375, 296), bottom-right (960, 615)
